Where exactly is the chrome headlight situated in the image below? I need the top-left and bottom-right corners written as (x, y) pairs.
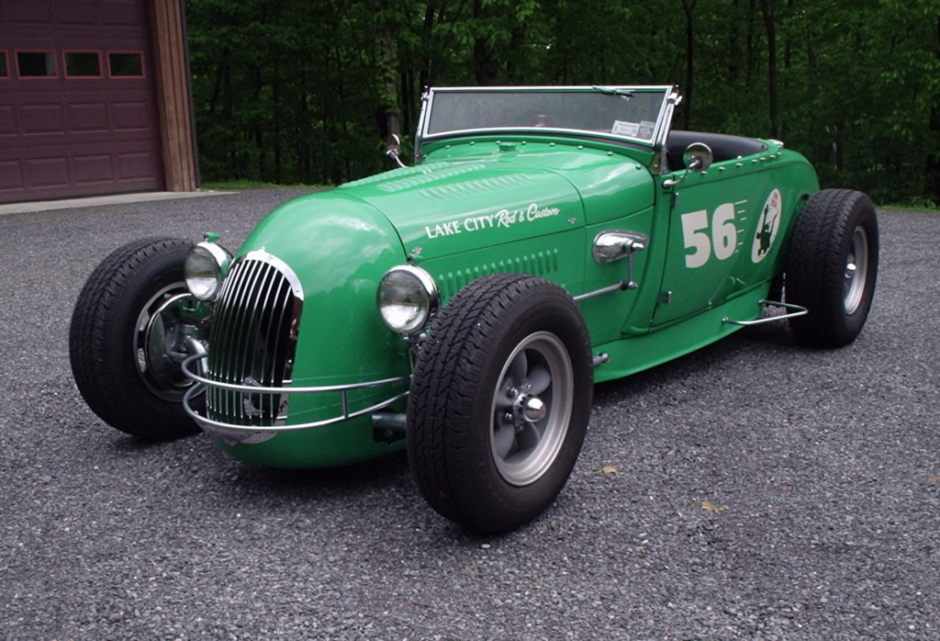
top-left (185, 240), bottom-right (233, 302)
top-left (377, 265), bottom-right (440, 335)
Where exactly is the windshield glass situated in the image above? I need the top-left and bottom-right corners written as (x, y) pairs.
top-left (421, 86), bottom-right (674, 145)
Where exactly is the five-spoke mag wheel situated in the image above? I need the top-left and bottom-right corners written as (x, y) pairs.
top-left (407, 274), bottom-right (593, 534)
top-left (491, 331), bottom-right (574, 487)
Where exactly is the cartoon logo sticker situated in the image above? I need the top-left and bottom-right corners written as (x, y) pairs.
top-left (752, 189), bottom-right (782, 263)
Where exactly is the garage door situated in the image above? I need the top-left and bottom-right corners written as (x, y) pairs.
top-left (0, 0), bottom-right (164, 204)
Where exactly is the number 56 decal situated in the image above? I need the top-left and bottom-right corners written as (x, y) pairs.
top-left (681, 203), bottom-right (739, 268)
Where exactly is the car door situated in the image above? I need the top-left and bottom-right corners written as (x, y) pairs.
top-left (651, 157), bottom-right (784, 326)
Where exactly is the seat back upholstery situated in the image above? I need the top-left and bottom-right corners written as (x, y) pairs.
top-left (665, 130), bottom-right (769, 170)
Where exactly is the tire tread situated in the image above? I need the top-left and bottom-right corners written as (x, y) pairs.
top-left (69, 238), bottom-right (198, 439)
top-left (786, 189), bottom-right (879, 347)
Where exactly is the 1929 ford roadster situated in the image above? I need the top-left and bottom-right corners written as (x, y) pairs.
top-left (70, 86), bottom-right (878, 533)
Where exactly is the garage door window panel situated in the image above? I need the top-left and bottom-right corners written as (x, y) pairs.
top-left (108, 52), bottom-right (144, 78)
top-left (0, 52), bottom-right (8, 78)
top-left (65, 52), bottom-right (102, 78)
top-left (16, 51), bottom-right (57, 78)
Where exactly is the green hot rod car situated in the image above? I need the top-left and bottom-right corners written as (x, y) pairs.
top-left (70, 86), bottom-right (878, 534)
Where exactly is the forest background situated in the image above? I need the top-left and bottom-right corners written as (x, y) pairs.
top-left (186, 0), bottom-right (940, 206)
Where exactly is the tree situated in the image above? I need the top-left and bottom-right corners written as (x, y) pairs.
top-left (185, 0), bottom-right (939, 205)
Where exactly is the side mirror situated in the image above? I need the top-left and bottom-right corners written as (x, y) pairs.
top-left (664, 142), bottom-right (713, 187)
top-left (386, 133), bottom-right (406, 168)
top-left (683, 142), bottom-right (713, 173)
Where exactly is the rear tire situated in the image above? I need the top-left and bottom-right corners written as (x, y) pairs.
top-left (69, 238), bottom-right (207, 439)
top-left (786, 189), bottom-right (879, 347)
top-left (407, 274), bottom-right (593, 534)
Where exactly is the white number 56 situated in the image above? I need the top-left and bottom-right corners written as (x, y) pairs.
top-left (681, 203), bottom-right (737, 268)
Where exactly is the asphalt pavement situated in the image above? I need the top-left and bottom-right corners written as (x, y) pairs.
top-left (1, 190), bottom-right (937, 640)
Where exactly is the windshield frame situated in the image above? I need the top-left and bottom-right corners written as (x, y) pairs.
top-left (416, 85), bottom-right (681, 163)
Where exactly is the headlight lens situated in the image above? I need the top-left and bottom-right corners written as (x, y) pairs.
top-left (377, 265), bottom-right (439, 335)
top-left (185, 241), bottom-right (233, 302)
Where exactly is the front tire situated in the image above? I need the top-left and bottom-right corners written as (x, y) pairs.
top-left (407, 274), bottom-right (593, 534)
top-left (69, 238), bottom-right (208, 439)
top-left (786, 189), bottom-right (879, 347)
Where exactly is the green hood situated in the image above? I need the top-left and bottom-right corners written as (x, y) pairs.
top-left (338, 140), bottom-right (654, 260)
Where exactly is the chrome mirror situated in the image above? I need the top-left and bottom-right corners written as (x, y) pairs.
top-left (683, 142), bottom-right (713, 173)
top-left (386, 133), bottom-right (406, 168)
top-left (664, 142), bottom-right (714, 187)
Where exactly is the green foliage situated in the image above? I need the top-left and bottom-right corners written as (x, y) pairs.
top-left (187, 0), bottom-right (940, 203)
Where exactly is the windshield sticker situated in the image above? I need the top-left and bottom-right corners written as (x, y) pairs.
top-left (612, 121), bottom-right (639, 137)
top-left (611, 120), bottom-right (656, 139)
top-left (752, 189), bottom-right (782, 263)
top-left (424, 203), bottom-right (562, 239)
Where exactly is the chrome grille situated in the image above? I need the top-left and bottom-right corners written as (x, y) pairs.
top-left (206, 251), bottom-right (303, 427)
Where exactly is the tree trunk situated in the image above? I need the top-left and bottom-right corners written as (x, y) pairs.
top-left (473, 0), bottom-right (497, 84)
top-left (929, 16), bottom-right (940, 201)
top-left (761, 0), bottom-right (779, 137)
top-left (680, 0), bottom-right (696, 129)
top-left (380, 20), bottom-right (402, 142)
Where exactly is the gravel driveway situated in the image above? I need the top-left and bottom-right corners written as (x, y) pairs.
top-left (1, 191), bottom-right (937, 640)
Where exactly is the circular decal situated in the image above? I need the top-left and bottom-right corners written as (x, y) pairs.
top-left (752, 189), bottom-right (782, 263)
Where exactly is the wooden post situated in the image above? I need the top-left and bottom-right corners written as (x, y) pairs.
top-left (150, 0), bottom-right (198, 192)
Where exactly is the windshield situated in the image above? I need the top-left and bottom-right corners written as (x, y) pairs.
top-left (419, 86), bottom-right (677, 146)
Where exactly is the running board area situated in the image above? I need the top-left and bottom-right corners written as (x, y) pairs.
top-left (722, 299), bottom-right (808, 327)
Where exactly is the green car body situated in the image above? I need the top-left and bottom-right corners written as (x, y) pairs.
top-left (199, 87), bottom-right (816, 468)
top-left (71, 86), bottom-right (877, 532)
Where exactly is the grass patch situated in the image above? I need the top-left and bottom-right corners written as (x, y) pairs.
top-left (879, 203), bottom-right (939, 214)
top-left (201, 180), bottom-right (330, 191)
top-left (878, 195), bottom-right (939, 213)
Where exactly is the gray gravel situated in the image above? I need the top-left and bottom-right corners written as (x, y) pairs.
top-left (1, 191), bottom-right (938, 641)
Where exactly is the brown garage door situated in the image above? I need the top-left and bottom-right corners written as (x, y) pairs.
top-left (0, 0), bottom-right (164, 204)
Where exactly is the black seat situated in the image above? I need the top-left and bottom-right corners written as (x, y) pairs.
top-left (665, 130), bottom-right (769, 170)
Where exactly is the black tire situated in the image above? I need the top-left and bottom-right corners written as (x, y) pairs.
top-left (407, 274), bottom-right (593, 534)
top-left (69, 238), bottom-right (207, 439)
top-left (786, 189), bottom-right (879, 347)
